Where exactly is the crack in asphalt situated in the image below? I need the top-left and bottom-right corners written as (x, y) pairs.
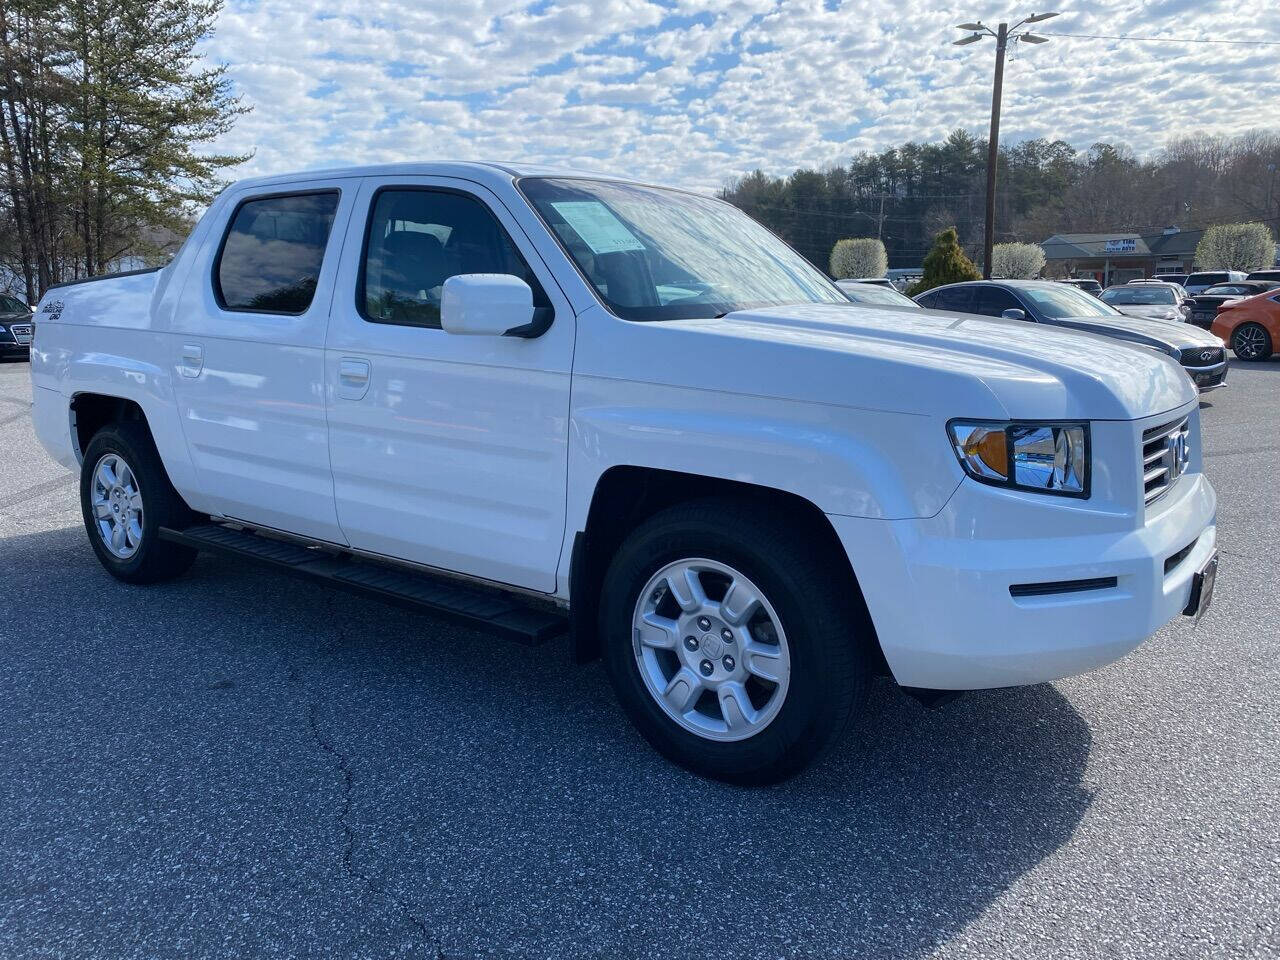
top-left (295, 595), bottom-right (442, 957)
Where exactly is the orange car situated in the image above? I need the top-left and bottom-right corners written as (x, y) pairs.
top-left (1212, 288), bottom-right (1280, 361)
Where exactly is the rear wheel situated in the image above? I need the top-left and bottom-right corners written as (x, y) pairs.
top-left (80, 422), bottom-right (198, 583)
top-left (600, 499), bottom-right (871, 784)
top-left (1231, 323), bottom-right (1272, 361)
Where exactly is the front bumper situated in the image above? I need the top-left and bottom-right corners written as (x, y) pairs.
top-left (829, 470), bottom-right (1217, 690)
top-left (1184, 360), bottom-right (1227, 392)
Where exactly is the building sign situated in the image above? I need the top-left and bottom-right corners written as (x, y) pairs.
top-left (1104, 238), bottom-right (1137, 254)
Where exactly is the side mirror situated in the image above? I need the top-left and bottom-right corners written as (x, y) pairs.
top-left (441, 274), bottom-right (538, 337)
top-left (1001, 308), bottom-right (1027, 321)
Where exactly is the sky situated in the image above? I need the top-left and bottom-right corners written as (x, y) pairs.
top-left (202, 0), bottom-right (1280, 193)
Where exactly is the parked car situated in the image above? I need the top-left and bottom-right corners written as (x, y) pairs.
top-left (838, 277), bottom-right (896, 289)
top-left (1057, 278), bottom-right (1102, 296)
top-left (835, 280), bottom-right (920, 308)
top-left (914, 280), bottom-right (1228, 391)
top-left (1128, 278), bottom-right (1191, 300)
top-left (30, 162), bottom-right (1219, 784)
top-left (1100, 283), bottom-right (1189, 322)
top-left (1211, 288), bottom-right (1280, 361)
top-left (1187, 281), bottom-right (1280, 329)
top-left (1151, 273), bottom-right (1189, 288)
top-left (1245, 269), bottom-right (1280, 282)
top-left (1183, 270), bottom-right (1247, 295)
top-left (0, 293), bottom-right (33, 359)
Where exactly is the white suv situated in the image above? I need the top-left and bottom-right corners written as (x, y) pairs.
top-left (30, 163), bottom-right (1218, 783)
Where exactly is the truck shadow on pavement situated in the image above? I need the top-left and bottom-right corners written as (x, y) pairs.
top-left (1, 526), bottom-right (1094, 960)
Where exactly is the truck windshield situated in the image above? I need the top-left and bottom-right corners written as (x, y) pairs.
top-left (520, 177), bottom-right (847, 321)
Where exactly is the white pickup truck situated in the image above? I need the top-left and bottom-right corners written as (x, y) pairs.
top-left (31, 162), bottom-right (1218, 783)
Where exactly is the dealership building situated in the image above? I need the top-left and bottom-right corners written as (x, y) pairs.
top-left (1040, 226), bottom-right (1201, 284)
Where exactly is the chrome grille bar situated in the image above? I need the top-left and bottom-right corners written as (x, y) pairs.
top-left (1141, 416), bottom-right (1190, 506)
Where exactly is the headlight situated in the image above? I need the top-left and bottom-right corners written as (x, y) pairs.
top-left (948, 421), bottom-right (1090, 498)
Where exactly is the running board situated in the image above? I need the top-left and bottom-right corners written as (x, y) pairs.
top-left (159, 523), bottom-right (567, 646)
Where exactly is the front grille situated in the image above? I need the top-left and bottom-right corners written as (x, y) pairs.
top-left (1142, 416), bottom-right (1191, 506)
top-left (8, 322), bottom-right (31, 344)
top-left (1180, 346), bottom-right (1224, 366)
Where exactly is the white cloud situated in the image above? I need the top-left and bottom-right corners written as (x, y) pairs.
top-left (202, 0), bottom-right (1280, 192)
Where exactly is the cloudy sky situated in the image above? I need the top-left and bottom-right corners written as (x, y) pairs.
top-left (203, 0), bottom-right (1280, 192)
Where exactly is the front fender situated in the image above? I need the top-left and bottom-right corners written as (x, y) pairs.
top-left (564, 374), bottom-right (963, 541)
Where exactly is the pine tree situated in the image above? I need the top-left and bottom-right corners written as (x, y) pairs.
top-left (0, 0), bottom-right (251, 296)
top-left (909, 228), bottom-right (982, 295)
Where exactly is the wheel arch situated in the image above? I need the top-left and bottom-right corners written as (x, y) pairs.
top-left (70, 392), bottom-right (149, 463)
top-left (568, 465), bottom-right (886, 673)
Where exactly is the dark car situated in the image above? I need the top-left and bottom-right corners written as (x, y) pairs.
top-left (1246, 269), bottom-right (1280, 282)
top-left (1187, 281), bottom-right (1280, 329)
top-left (0, 294), bottom-right (34, 359)
top-left (914, 280), bottom-right (1229, 392)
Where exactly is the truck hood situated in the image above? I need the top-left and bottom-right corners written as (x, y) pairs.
top-left (649, 302), bottom-right (1195, 422)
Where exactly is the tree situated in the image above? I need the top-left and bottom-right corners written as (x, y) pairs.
top-left (909, 228), bottom-right (981, 295)
top-left (991, 242), bottom-right (1046, 279)
top-left (1195, 222), bottom-right (1275, 272)
top-left (0, 0), bottom-right (250, 298)
top-left (829, 237), bottom-right (887, 279)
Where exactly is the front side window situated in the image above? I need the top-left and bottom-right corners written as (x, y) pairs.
top-left (215, 192), bottom-right (339, 313)
top-left (975, 286), bottom-right (1023, 316)
top-left (360, 188), bottom-right (548, 329)
top-left (520, 177), bottom-right (847, 321)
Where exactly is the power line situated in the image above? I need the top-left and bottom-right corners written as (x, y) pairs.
top-left (1041, 32), bottom-right (1280, 46)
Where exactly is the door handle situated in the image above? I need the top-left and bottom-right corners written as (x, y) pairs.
top-left (337, 357), bottom-right (371, 400)
top-left (180, 343), bottom-right (204, 378)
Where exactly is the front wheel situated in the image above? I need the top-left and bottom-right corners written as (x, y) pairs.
top-left (1231, 323), bottom-right (1273, 361)
top-left (600, 500), bottom-right (871, 784)
top-left (80, 422), bottom-right (198, 583)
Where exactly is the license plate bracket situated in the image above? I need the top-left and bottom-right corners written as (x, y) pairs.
top-left (1183, 550), bottom-right (1218, 622)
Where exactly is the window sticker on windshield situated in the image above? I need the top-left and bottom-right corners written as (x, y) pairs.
top-left (549, 201), bottom-right (645, 255)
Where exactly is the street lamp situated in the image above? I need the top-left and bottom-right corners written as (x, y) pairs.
top-left (953, 12), bottom-right (1058, 278)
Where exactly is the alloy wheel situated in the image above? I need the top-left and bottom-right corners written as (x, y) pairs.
top-left (90, 453), bottom-right (144, 559)
top-left (1234, 325), bottom-right (1267, 360)
top-left (631, 558), bottom-right (791, 742)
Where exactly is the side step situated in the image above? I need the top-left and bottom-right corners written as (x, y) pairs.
top-left (159, 523), bottom-right (567, 645)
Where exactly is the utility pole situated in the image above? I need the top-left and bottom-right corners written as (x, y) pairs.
top-left (954, 12), bottom-right (1058, 278)
top-left (982, 23), bottom-right (1008, 280)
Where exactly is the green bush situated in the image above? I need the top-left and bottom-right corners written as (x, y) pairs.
top-left (907, 228), bottom-right (981, 295)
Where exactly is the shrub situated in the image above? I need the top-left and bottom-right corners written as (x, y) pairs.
top-left (991, 242), bottom-right (1046, 279)
top-left (829, 238), bottom-right (888, 280)
top-left (908, 228), bottom-right (981, 295)
top-left (1195, 223), bottom-right (1274, 272)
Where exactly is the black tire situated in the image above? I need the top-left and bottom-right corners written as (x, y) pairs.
top-left (80, 421), bottom-right (198, 583)
top-left (1231, 323), bottom-right (1273, 362)
top-left (600, 498), bottom-right (872, 785)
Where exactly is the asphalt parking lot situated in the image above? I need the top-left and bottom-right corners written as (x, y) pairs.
top-left (0, 356), bottom-right (1277, 960)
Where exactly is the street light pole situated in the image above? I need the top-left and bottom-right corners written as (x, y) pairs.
top-left (982, 23), bottom-right (1009, 280)
top-left (953, 13), bottom-right (1057, 279)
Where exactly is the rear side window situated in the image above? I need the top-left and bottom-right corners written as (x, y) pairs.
top-left (920, 286), bottom-right (974, 312)
top-left (215, 191), bottom-right (340, 314)
top-left (359, 188), bottom-right (549, 329)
